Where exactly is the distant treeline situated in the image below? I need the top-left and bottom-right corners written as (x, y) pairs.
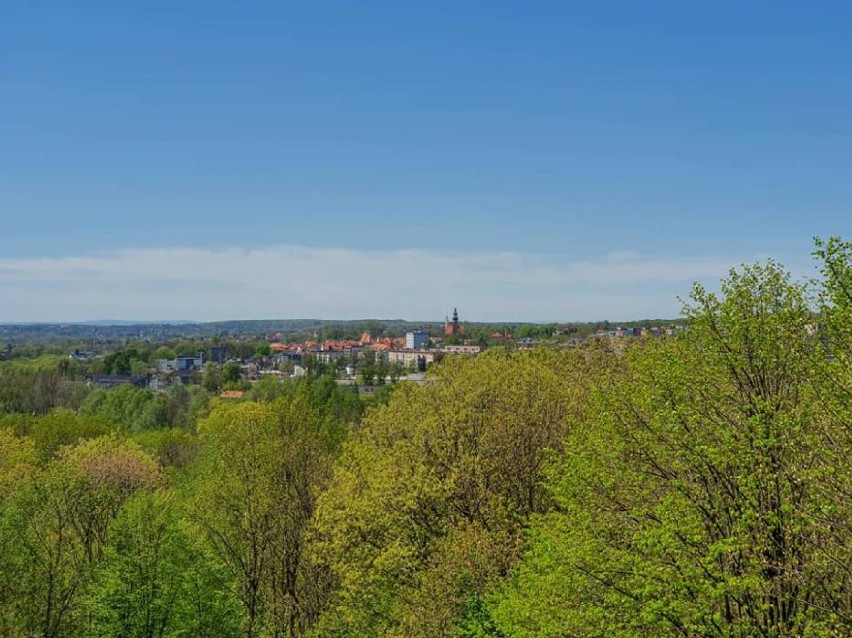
top-left (0, 317), bottom-right (682, 358)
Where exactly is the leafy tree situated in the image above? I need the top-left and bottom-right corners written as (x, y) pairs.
top-left (132, 428), bottom-right (199, 470)
top-left (221, 361), bottom-right (242, 385)
top-left (57, 435), bottom-right (162, 565)
top-left (491, 256), bottom-right (851, 638)
top-left (812, 236), bottom-right (851, 429)
top-left (247, 376), bottom-right (289, 402)
top-left (193, 386), bottom-right (348, 637)
top-left (7, 436), bottom-right (161, 637)
top-left (309, 349), bottom-right (595, 637)
top-left (359, 364), bottom-right (376, 386)
top-left (197, 406), bottom-right (282, 634)
top-left (160, 384), bottom-right (212, 430)
top-left (103, 351), bottom-right (132, 376)
top-left (0, 429), bottom-right (40, 635)
top-left (82, 490), bottom-right (241, 638)
top-left (254, 342), bottom-right (271, 358)
top-left (0, 366), bottom-right (90, 415)
top-left (202, 361), bottom-right (222, 393)
top-left (80, 384), bottom-right (212, 432)
top-left (307, 376), bottom-right (364, 426)
top-left (0, 427), bottom-right (39, 499)
top-left (80, 385), bottom-right (170, 432)
top-left (152, 346), bottom-right (176, 361)
top-left (25, 410), bottom-right (114, 460)
top-left (130, 359), bottom-right (150, 377)
top-left (8, 466), bottom-right (90, 637)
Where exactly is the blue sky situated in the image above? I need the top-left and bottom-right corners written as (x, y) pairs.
top-left (1, 1), bottom-right (850, 322)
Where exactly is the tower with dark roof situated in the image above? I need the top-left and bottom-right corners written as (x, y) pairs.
top-left (444, 307), bottom-right (463, 336)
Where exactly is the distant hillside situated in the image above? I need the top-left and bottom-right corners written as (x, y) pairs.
top-left (0, 319), bottom-right (442, 345)
top-left (0, 317), bottom-right (681, 347)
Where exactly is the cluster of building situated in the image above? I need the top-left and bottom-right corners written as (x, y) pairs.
top-left (85, 309), bottom-right (685, 393)
top-left (593, 325), bottom-right (682, 339)
top-left (266, 315), bottom-right (481, 374)
top-left (88, 309), bottom-right (480, 390)
top-left (258, 308), bottom-right (480, 373)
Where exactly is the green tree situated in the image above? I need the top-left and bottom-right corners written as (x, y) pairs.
top-left (0, 427), bottom-right (38, 499)
top-left (7, 436), bottom-right (161, 637)
top-left (103, 351), bottom-right (132, 376)
top-left (0, 429), bottom-right (40, 635)
top-left (82, 490), bottom-right (241, 638)
top-left (491, 256), bottom-right (851, 638)
top-left (193, 387), bottom-right (347, 637)
top-left (221, 361), bottom-right (242, 385)
top-left (309, 349), bottom-right (594, 638)
top-left (80, 385), bottom-right (170, 432)
top-left (359, 364), bottom-right (375, 386)
top-left (132, 428), bottom-right (199, 470)
top-left (0, 366), bottom-right (90, 415)
top-left (254, 342), bottom-right (271, 358)
top-left (25, 410), bottom-right (114, 460)
top-left (152, 346), bottom-right (176, 361)
top-left (202, 362), bottom-right (222, 393)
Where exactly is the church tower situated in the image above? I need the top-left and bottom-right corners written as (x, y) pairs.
top-left (444, 307), bottom-right (463, 336)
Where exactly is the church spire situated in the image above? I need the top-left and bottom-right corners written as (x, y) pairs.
top-left (445, 307), bottom-right (462, 336)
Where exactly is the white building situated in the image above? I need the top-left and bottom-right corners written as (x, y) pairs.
top-left (387, 350), bottom-right (436, 370)
top-left (438, 344), bottom-right (481, 355)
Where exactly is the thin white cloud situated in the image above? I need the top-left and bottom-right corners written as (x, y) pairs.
top-left (0, 245), bottom-right (748, 323)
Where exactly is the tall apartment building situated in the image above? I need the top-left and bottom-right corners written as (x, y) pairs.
top-left (405, 330), bottom-right (429, 350)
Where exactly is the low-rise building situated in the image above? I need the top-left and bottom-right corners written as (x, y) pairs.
top-left (176, 354), bottom-right (203, 371)
top-left (156, 358), bottom-right (177, 373)
top-left (208, 345), bottom-right (228, 364)
top-left (90, 374), bottom-right (148, 390)
top-left (438, 344), bottom-right (481, 355)
top-left (386, 350), bottom-right (436, 370)
top-left (315, 350), bottom-right (347, 364)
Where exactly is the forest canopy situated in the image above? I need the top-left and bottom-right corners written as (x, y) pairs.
top-left (0, 237), bottom-right (848, 637)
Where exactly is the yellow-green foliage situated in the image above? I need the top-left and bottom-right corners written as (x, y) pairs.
top-left (193, 382), bottom-right (350, 637)
top-left (0, 427), bottom-right (38, 499)
top-left (0, 240), bottom-right (847, 638)
top-left (309, 348), bottom-right (600, 637)
top-left (491, 254), bottom-right (851, 638)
